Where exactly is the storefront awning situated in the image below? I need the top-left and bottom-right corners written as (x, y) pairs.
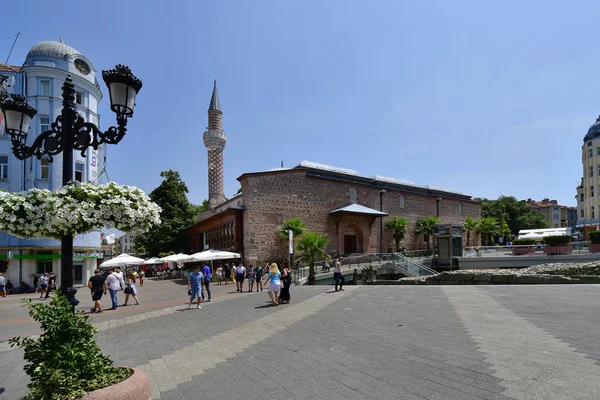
top-left (329, 203), bottom-right (388, 217)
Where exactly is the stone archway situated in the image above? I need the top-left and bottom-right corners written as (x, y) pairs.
top-left (342, 223), bottom-right (364, 254)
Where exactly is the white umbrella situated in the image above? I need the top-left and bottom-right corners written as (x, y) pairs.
top-left (159, 253), bottom-right (192, 263)
top-left (190, 249), bottom-right (241, 262)
top-left (144, 257), bottom-right (162, 264)
top-left (100, 253), bottom-right (145, 267)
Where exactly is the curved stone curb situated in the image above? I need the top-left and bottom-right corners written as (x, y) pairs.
top-left (82, 367), bottom-right (150, 400)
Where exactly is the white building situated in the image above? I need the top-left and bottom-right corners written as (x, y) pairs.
top-left (0, 40), bottom-right (107, 289)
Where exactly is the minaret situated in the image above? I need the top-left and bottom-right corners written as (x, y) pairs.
top-left (203, 80), bottom-right (227, 208)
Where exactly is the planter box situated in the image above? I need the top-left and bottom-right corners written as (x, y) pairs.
top-left (512, 247), bottom-right (534, 255)
top-left (82, 368), bottom-right (150, 400)
top-left (543, 245), bottom-right (573, 255)
top-left (589, 243), bottom-right (600, 253)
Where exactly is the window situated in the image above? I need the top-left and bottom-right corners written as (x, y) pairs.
top-left (40, 116), bottom-right (50, 133)
top-left (554, 213), bottom-right (559, 220)
top-left (458, 203), bottom-right (463, 216)
top-left (40, 157), bottom-right (50, 180)
top-left (581, 193), bottom-right (584, 202)
top-left (0, 155), bottom-right (7, 179)
top-left (590, 149), bottom-right (594, 158)
top-left (597, 148), bottom-right (600, 156)
top-left (75, 162), bottom-right (84, 182)
top-left (348, 188), bottom-right (357, 203)
top-left (590, 166), bottom-right (594, 178)
top-left (75, 90), bottom-right (84, 105)
top-left (40, 80), bottom-right (50, 96)
top-left (588, 142), bottom-right (593, 147)
top-left (593, 206), bottom-right (595, 220)
top-left (593, 186), bottom-right (595, 198)
top-left (581, 209), bottom-right (585, 218)
top-left (399, 195), bottom-right (405, 209)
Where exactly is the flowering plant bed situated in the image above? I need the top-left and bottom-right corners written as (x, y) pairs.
top-left (0, 182), bottom-right (161, 239)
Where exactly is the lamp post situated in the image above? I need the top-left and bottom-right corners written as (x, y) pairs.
top-left (379, 189), bottom-right (386, 253)
top-left (0, 65), bottom-right (142, 303)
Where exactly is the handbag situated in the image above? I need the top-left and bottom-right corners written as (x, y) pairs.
top-left (124, 286), bottom-right (134, 295)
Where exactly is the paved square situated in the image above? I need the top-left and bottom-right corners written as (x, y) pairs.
top-left (1, 283), bottom-right (599, 399)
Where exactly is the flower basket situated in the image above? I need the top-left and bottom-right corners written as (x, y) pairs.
top-left (0, 182), bottom-right (161, 239)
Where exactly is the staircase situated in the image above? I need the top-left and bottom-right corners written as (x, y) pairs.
top-left (333, 253), bottom-right (438, 277)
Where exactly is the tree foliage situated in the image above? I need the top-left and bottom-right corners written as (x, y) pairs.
top-left (476, 217), bottom-right (500, 246)
top-left (462, 216), bottom-right (479, 247)
top-left (384, 217), bottom-right (407, 252)
top-left (415, 216), bottom-right (439, 250)
top-left (277, 218), bottom-right (306, 240)
top-left (136, 170), bottom-right (201, 256)
top-left (478, 196), bottom-right (550, 236)
top-left (295, 231), bottom-right (330, 285)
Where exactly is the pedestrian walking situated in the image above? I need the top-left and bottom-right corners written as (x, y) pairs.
top-left (123, 272), bottom-right (140, 306)
top-left (230, 264), bottom-right (237, 285)
top-left (235, 264), bottom-right (246, 293)
top-left (202, 264), bottom-right (212, 302)
top-left (264, 263), bottom-right (281, 306)
top-left (188, 266), bottom-right (203, 309)
top-left (88, 269), bottom-right (107, 313)
top-left (33, 274), bottom-right (39, 294)
top-left (216, 266), bottom-right (224, 285)
top-left (44, 271), bottom-right (56, 299)
top-left (334, 257), bottom-right (345, 292)
top-left (255, 264), bottom-right (264, 292)
top-left (279, 264), bottom-right (292, 304)
top-left (105, 267), bottom-right (124, 310)
top-left (0, 273), bottom-right (6, 298)
top-left (38, 273), bottom-right (49, 299)
top-left (247, 265), bottom-right (256, 292)
top-left (138, 269), bottom-right (145, 286)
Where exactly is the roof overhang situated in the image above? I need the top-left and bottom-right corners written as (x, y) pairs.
top-left (329, 203), bottom-right (388, 217)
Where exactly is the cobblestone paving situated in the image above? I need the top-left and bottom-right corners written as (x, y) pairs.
top-left (1, 285), bottom-right (600, 399)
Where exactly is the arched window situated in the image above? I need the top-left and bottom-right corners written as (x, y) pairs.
top-left (399, 196), bottom-right (405, 209)
top-left (349, 188), bottom-right (357, 203)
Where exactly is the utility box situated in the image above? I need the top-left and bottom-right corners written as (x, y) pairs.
top-left (433, 224), bottom-right (463, 269)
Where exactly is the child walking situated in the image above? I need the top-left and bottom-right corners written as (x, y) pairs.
top-left (264, 263), bottom-right (281, 306)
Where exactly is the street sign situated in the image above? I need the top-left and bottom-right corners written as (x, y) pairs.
top-left (289, 230), bottom-right (293, 254)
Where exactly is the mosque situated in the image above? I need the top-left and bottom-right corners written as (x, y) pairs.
top-left (187, 85), bottom-right (481, 265)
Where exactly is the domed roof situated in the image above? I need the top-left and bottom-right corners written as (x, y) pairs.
top-left (584, 116), bottom-right (600, 142)
top-left (26, 41), bottom-right (81, 59)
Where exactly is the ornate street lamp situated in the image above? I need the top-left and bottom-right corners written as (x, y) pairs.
top-left (0, 64), bottom-right (142, 300)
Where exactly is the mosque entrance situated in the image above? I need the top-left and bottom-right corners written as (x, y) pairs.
top-left (344, 235), bottom-right (357, 254)
top-left (342, 224), bottom-right (363, 254)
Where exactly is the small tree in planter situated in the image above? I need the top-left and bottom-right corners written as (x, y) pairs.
top-left (543, 235), bottom-right (573, 255)
top-left (10, 293), bottom-right (148, 400)
top-left (511, 239), bottom-right (536, 255)
top-left (588, 231), bottom-right (600, 253)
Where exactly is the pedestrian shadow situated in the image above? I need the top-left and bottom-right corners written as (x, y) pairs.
top-left (0, 388), bottom-right (5, 395)
top-left (254, 304), bottom-right (275, 309)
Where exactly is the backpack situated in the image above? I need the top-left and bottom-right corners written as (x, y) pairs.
top-left (256, 267), bottom-right (263, 277)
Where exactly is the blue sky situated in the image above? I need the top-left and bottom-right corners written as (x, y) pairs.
top-left (3, 0), bottom-right (598, 207)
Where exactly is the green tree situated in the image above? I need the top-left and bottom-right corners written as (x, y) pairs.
top-left (296, 232), bottom-right (330, 285)
top-left (277, 218), bottom-right (306, 240)
top-left (462, 216), bottom-right (479, 247)
top-left (384, 217), bottom-right (407, 252)
top-left (136, 170), bottom-right (200, 256)
top-left (476, 217), bottom-right (500, 246)
top-left (478, 196), bottom-right (550, 236)
top-left (415, 216), bottom-right (439, 250)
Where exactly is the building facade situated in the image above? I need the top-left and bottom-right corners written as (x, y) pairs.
top-left (576, 116), bottom-right (600, 239)
top-left (187, 86), bottom-right (481, 266)
top-left (526, 198), bottom-right (570, 229)
top-left (0, 40), bottom-right (106, 288)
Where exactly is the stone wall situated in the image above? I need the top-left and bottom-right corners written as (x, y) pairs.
top-left (240, 169), bottom-right (480, 265)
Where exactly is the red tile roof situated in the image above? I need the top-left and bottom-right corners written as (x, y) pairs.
top-left (0, 62), bottom-right (20, 72)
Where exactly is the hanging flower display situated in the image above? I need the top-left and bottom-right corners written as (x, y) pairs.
top-left (0, 182), bottom-right (161, 239)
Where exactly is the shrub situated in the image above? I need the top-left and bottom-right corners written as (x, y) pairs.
top-left (512, 239), bottom-right (536, 245)
top-left (588, 230), bottom-right (600, 244)
top-left (9, 293), bottom-right (131, 400)
top-left (543, 235), bottom-right (573, 246)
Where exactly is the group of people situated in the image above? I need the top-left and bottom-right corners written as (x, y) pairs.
top-left (87, 267), bottom-right (142, 313)
top-left (188, 262), bottom-right (293, 307)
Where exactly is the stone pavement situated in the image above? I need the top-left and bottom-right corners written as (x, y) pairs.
top-left (1, 284), bottom-right (600, 399)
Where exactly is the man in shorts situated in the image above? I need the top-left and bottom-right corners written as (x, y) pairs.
top-left (188, 266), bottom-right (203, 309)
top-left (235, 264), bottom-right (246, 293)
top-left (88, 269), bottom-right (107, 313)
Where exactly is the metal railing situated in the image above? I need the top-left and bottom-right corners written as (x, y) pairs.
top-left (313, 253), bottom-right (438, 277)
top-left (464, 242), bottom-right (593, 258)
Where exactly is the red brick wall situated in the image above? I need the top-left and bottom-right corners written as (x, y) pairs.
top-left (239, 170), bottom-right (480, 265)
